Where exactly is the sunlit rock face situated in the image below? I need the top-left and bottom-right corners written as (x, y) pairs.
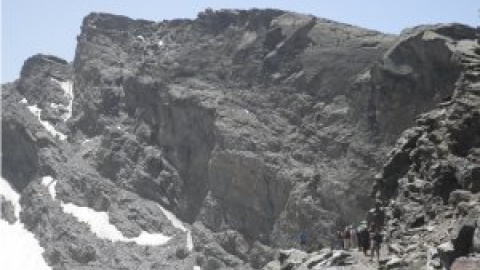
top-left (2, 8), bottom-right (477, 269)
top-left (370, 32), bottom-right (480, 270)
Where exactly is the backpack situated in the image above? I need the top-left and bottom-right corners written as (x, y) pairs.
top-left (300, 232), bottom-right (307, 244)
top-left (373, 232), bottom-right (383, 244)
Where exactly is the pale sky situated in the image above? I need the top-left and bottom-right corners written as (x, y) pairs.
top-left (2, 0), bottom-right (479, 83)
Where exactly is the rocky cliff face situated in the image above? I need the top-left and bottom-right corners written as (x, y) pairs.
top-left (371, 31), bottom-right (480, 270)
top-left (1, 8), bottom-right (477, 270)
top-left (262, 26), bottom-right (480, 270)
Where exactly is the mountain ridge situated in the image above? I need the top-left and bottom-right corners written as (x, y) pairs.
top-left (1, 8), bottom-right (478, 270)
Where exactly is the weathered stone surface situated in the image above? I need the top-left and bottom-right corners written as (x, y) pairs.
top-left (2, 8), bottom-right (479, 270)
top-left (0, 196), bottom-right (17, 224)
top-left (371, 26), bottom-right (480, 270)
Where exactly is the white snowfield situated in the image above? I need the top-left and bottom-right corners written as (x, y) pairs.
top-left (157, 204), bottom-right (194, 251)
top-left (26, 104), bottom-right (67, 141)
top-left (0, 174), bottom-right (197, 269)
top-left (0, 177), bottom-right (21, 219)
top-left (50, 77), bottom-right (74, 121)
top-left (61, 203), bottom-right (171, 245)
top-left (0, 177), bottom-right (52, 270)
top-left (41, 177), bottom-right (172, 246)
top-left (41, 176), bottom-right (57, 199)
top-left (20, 78), bottom-right (74, 141)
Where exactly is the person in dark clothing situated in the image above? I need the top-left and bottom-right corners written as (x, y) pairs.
top-left (356, 225), bottom-right (363, 251)
top-left (358, 226), bottom-right (370, 256)
top-left (371, 228), bottom-right (383, 261)
top-left (300, 231), bottom-right (307, 249)
top-left (343, 227), bottom-right (351, 250)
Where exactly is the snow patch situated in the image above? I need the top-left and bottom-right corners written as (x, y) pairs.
top-left (158, 40), bottom-right (164, 46)
top-left (131, 231), bottom-right (172, 246)
top-left (158, 204), bottom-right (194, 251)
top-left (61, 203), bottom-right (128, 241)
top-left (50, 78), bottom-right (74, 121)
top-left (20, 98), bottom-right (28, 104)
top-left (61, 203), bottom-right (171, 245)
top-left (40, 176), bottom-right (171, 246)
top-left (0, 220), bottom-right (52, 270)
top-left (27, 104), bottom-right (67, 140)
top-left (137, 35), bottom-right (145, 42)
top-left (193, 266), bottom-right (201, 270)
top-left (0, 177), bottom-right (51, 270)
top-left (82, 139), bottom-right (92, 145)
top-left (0, 177), bottom-right (21, 219)
top-left (41, 176), bottom-right (57, 199)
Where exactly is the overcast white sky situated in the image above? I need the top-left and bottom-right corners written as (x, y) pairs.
top-left (2, 0), bottom-right (479, 83)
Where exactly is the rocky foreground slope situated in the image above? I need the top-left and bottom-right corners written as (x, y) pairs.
top-left (1, 8), bottom-right (478, 270)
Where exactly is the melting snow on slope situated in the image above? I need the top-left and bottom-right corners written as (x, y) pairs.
top-left (0, 177), bottom-right (21, 219)
top-left (41, 176), bottom-right (57, 199)
top-left (41, 177), bottom-right (171, 245)
top-left (61, 203), bottom-right (170, 245)
top-left (50, 77), bottom-right (74, 121)
top-left (27, 104), bottom-right (67, 140)
top-left (158, 204), bottom-right (194, 251)
top-left (0, 177), bottom-right (52, 270)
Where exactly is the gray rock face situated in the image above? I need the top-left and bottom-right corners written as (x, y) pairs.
top-left (371, 30), bottom-right (480, 270)
top-left (0, 195), bottom-right (17, 224)
top-left (2, 8), bottom-right (478, 270)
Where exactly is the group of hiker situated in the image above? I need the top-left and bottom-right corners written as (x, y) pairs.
top-left (334, 222), bottom-right (383, 261)
top-left (335, 201), bottom-right (386, 261)
top-left (299, 200), bottom-right (386, 262)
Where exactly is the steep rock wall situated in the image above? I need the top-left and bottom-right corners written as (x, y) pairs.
top-left (2, 9), bottom-right (478, 270)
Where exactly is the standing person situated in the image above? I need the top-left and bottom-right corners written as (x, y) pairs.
top-left (300, 231), bottom-right (307, 250)
top-left (371, 228), bottom-right (383, 261)
top-left (359, 225), bottom-right (370, 256)
top-left (369, 226), bottom-right (375, 259)
top-left (356, 223), bottom-right (363, 251)
top-left (343, 226), bottom-right (351, 250)
top-left (350, 225), bottom-right (358, 249)
top-left (337, 230), bottom-right (344, 250)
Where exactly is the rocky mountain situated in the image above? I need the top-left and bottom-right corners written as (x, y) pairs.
top-left (371, 30), bottom-right (480, 269)
top-left (262, 26), bottom-right (480, 270)
top-left (1, 8), bottom-right (478, 270)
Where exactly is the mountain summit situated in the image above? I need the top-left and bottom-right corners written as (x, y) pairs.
top-left (2, 9), bottom-right (478, 270)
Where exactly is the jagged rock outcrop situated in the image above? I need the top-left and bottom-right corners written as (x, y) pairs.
top-left (370, 29), bottom-right (480, 270)
top-left (1, 8), bottom-right (478, 270)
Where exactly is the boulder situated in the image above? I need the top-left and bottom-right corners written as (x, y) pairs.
top-left (449, 190), bottom-right (473, 206)
top-left (438, 241), bottom-right (456, 268)
top-left (1, 198), bottom-right (18, 224)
